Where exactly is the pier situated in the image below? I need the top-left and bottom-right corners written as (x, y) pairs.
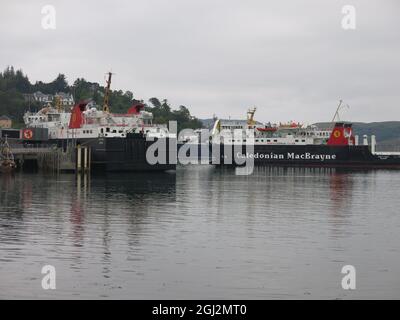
top-left (355, 134), bottom-right (400, 155)
top-left (11, 144), bottom-right (91, 173)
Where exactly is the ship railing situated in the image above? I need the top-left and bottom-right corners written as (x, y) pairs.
top-left (11, 143), bottom-right (59, 152)
top-left (375, 144), bottom-right (400, 153)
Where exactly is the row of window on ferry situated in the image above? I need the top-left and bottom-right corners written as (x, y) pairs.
top-left (226, 138), bottom-right (309, 143)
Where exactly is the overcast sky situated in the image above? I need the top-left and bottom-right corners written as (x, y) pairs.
top-left (1, 0), bottom-right (399, 123)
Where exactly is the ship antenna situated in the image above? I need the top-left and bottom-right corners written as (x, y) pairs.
top-left (331, 100), bottom-right (343, 123)
top-left (103, 71), bottom-right (113, 113)
top-left (331, 100), bottom-right (351, 124)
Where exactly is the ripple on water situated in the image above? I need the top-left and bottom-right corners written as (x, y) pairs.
top-left (0, 168), bottom-right (400, 299)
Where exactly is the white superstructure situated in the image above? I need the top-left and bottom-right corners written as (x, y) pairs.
top-left (23, 103), bottom-right (174, 141)
top-left (211, 108), bottom-right (334, 146)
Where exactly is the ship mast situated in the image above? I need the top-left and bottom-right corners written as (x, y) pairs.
top-left (103, 72), bottom-right (113, 113)
top-left (55, 95), bottom-right (62, 112)
top-left (247, 107), bottom-right (257, 127)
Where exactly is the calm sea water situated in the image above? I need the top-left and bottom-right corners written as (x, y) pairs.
top-left (1, 166), bottom-right (400, 299)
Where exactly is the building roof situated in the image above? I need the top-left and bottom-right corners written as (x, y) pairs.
top-left (0, 115), bottom-right (11, 121)
top-left (55, 92), bottom-right (73, 99)
top-left (34, 91), bottom-right (46, 96)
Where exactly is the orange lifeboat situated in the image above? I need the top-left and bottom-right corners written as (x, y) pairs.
top-left (257, 126), bottom-right (278, 132)
top-left (279, 121), bottom-right (302, 129)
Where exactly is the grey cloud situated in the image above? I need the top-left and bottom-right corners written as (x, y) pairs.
top-left (0, 0), bottom-right (399, 123)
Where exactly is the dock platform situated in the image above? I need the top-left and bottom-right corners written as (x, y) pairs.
top-left (11, 145), bottom-right (90, 173)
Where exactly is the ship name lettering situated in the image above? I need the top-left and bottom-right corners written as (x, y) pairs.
top-left (287, 153), bottom-right (336, 161)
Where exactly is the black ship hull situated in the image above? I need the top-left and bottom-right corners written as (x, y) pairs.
top-left (56, 133), bottom-right (176, 172)
top-left (212, 144), bottom-right (400, 168)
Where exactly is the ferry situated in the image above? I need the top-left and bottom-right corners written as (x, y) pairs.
top-left (22, 73), bottom-right (176, 172)
top-left (211, 103), bottom-right (400, 168)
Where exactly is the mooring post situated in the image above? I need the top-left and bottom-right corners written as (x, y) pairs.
top-left (363, 135), bottom-right (368, 146)
top-left (77, 145), bottom-right (82, 172)
top-left (371, 135), bottom-right (376, 154)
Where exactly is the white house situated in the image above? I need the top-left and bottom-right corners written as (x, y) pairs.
top-left (33, 91), bottom-right (53, 104)
top-left (30, 91), bottom-right (75, 106)
top-left (55, 92), bottom-right (75, 106)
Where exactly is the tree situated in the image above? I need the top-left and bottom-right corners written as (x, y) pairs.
top-left (124, 91), bottom-right (133, 100)
top-left (52, 74), bottom-right (68, 92)
top-left (72, 78), bottom-right (92, 101)
top-left (0, 66), bottom-right (31, 92)
top-left (149, 97), bottom-right (162, 108)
